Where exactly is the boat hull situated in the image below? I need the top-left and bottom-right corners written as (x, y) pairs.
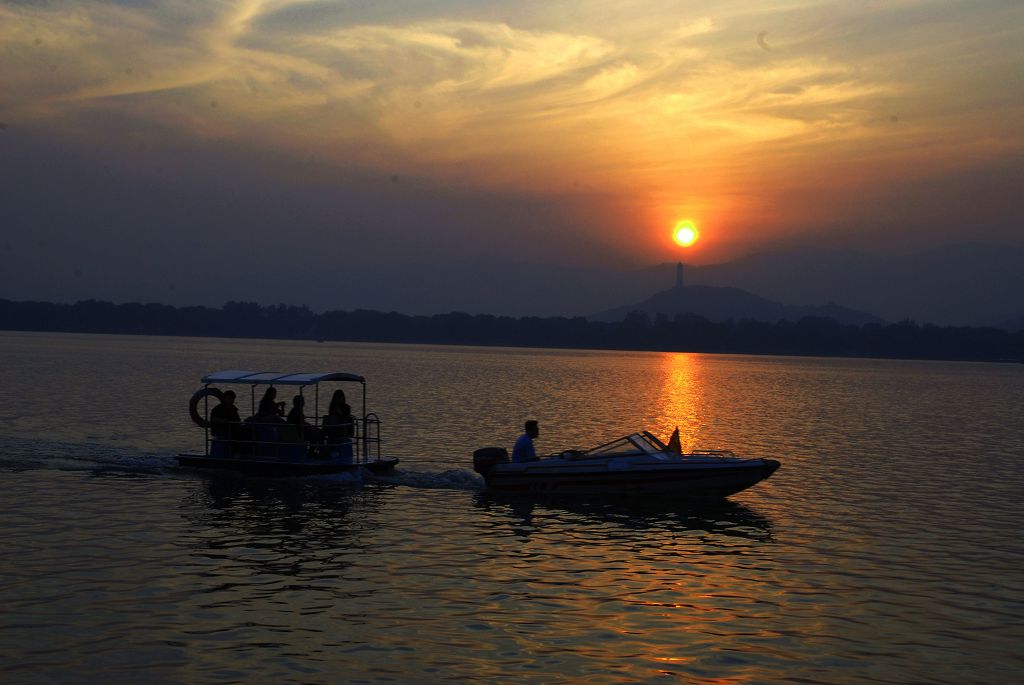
top-left (482, 459), bottom-right (780, 497)
top-left (175, 454), bottom-right (399, 477)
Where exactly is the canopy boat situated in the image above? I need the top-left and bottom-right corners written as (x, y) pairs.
top-left (177, 370), bottom-right (399, 477)
top-left (472, 431), bottom-right (779, 497)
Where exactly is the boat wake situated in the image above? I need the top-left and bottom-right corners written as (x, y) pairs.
top-left (0, 437), bottom-right (487, 491)
top-left (0, 436), bottom-right (178, 474)
top-left (369, 467), bottom-right (484, 491)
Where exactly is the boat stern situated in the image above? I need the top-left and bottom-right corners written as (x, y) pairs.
top-left (473, 447), bottom-right (510, 478)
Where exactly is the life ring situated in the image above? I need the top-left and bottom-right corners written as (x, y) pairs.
top-left (189, 387), bottom-right (224, 428)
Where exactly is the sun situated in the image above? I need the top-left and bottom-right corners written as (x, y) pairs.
top-left (673, 220), bottom-right (699, 247)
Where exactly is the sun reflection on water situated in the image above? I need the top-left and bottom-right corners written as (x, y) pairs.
top-left (653, 352), bottom-right (707, 450)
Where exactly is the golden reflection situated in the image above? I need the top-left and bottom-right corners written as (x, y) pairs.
top-left (653, 352), bottom-right (705, 451)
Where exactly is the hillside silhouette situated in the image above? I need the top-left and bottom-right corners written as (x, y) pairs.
top-left (1, 298), bottom-right (1020, 363)
top-left (681, 243), bottom-right (1024, 327)
top-left (591, 280), bottom-right (882, 326)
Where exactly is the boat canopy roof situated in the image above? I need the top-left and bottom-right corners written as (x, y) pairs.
top-left (202, 370), bottom-right (365, 385)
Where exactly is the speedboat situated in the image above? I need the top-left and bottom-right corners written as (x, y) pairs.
top-left (177, 370), bottom-right (399, 477)
top-left (472, 431), bottom-right (779, 497)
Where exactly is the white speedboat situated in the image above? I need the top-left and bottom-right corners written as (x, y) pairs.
top-left (473, 431), bottom-right (779, 497)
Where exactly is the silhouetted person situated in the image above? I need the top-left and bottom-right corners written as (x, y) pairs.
top-left (323, 390), bottom-right (354, 439)
top-left (256, 386), bottom-right (285, 423)
top-left (322, 389), bottom-right (355, 462)
top-left (287, 394), bottom-right (305, 423)
top-left (286, 394), bottom-right (318, 443)
top-left (512, 420), bottom-right (540, 462)
top-left (210, 390), bottom-right (240, 439)
top-left (210, 390), bottom-right (241, 456)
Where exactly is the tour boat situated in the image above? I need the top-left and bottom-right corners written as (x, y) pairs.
top-left (472, 431), bottom-right (779, 497)
top-left (177, 370), bottom-right (399, 477)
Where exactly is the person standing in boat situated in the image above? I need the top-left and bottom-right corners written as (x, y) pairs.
top-left (210, 390), bottom-right (241, 456)
top-left (512, 420), bottom-right (540, 462)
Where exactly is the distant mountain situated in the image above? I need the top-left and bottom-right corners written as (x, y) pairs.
top-left (679, 243), bottom-right (1024, 327)
top-left (303, 256), bottom-right (668, 318)
top-left (591, 282), bottom-right (884, 325)
top-left (53, 242), bottom-right (1017, 325)
top-left (364, 243), bottom-right (1021, 325)
top-left (994, 314), bottom-right (1024, 332)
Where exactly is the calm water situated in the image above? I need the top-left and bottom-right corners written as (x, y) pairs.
top-left (1, 331), bottom-right (1022, 684)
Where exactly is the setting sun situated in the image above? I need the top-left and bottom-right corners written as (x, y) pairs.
top-left (673, 221), bottom-right (699, 247)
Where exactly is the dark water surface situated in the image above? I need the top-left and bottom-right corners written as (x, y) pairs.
top-left (1, 331), bottom-right (1022, 684)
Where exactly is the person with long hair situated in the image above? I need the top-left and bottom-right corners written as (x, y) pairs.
top-left (322, 389), bottom-right (355, 462)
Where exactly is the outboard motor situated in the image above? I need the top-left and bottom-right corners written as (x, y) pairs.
top-left (473, 447), bottom-right (509, 475)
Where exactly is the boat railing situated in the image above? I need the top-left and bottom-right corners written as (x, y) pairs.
top-left (206, 421), bottom-right (314, 461)
top-left (361, 413), bottom-right (382, 462)
top-left (204, 414), bottom-right (384, 464)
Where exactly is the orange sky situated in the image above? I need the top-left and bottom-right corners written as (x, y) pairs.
top-left (2, 1), bottom-right (1022, 271)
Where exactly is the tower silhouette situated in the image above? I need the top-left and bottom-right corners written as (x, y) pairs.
top-left (675, 262), bottom-right (684, 289)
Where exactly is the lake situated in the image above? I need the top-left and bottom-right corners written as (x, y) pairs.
top-left (1, 331), bottom-right (1021, 684)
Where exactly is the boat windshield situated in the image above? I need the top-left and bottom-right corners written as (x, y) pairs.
top-left (586, 433), bottom-right (666, 457)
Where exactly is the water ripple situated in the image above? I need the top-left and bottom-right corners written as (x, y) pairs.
top-left (2, 338), bottom-right (1023, 683)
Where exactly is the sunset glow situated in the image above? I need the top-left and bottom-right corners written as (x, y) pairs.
top-left (1, 1), bottom-right (1021, 306)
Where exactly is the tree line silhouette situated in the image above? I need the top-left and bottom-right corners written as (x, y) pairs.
top-left (1, 298), bottom-right (1021, 362)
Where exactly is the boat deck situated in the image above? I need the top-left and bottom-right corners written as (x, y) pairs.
top-left (175, 454), bottom-right (399, 477)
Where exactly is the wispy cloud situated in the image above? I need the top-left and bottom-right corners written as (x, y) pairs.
top-left (2, 0), bottom-right (1021, 260)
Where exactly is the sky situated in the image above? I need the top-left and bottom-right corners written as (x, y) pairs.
top-left (1, 0), bottom-right (1022, 312)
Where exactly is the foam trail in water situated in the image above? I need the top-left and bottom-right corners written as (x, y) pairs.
top-left (0, 437), bottom-right (177, 473)
top-left (319, 469), bottom-right (365, 485)
top-left (369, 467), bottom-right (484, 491)
top-left (0, 438), bottom-right (487, 491)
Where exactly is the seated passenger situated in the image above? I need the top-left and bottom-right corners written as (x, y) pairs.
top-left (286, 394), bottom-right (305, 426)
top-left (244, 387), bottom-right (285, 457)
top-left (512, 420), bottom-right (540, 463)
top-left (322, 390), bottom-right (354, 440)
top-left (256, 387), bottom-right (285, 423)
top-left (286, 394), bottom-right (320, 443)
top-left (322, 389), bottom-right (354, 462)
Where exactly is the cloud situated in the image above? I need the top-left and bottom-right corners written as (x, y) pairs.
top-left (1, 0), bottom-right (1021, 275)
